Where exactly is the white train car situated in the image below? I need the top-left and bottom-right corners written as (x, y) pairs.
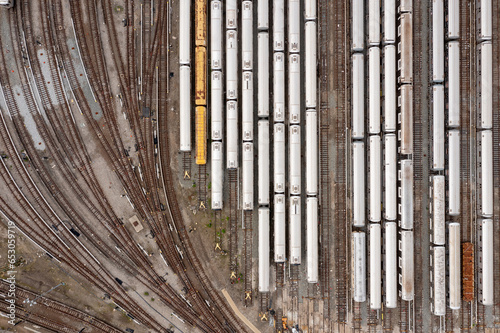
top-left (226, 0), bottom-right (237, 29)
top-left (477, 0), bottom-right (492, 41)
top-left (289, 196), bottom-right (301, 265)
top-left (242, 2), bottom-right (253, 70)
top-left (274, 123), bottom-right (285, 193)
top-left (479, 219), bottom-right (494, 305)
top-left (289, 125), bottom-right (301, 195)
top-left (399, 0), bottom-right (412, 13)
top-left (369, 135), bottom-right (382, 223)
top-left (305, 0), bottom-right (316, 20)
top-left (448, 222), bottom-right (461, 310)
top-left (211, 142), bottom-right (223, 210)
top-left (307, 197), bottom-right (318, 283)
top-left (242, 143), bottom-right (254, 210)
top-left (447, 41), bottom-right (460, 128)
top-left (179, 66), bottom-right (191, 151)
top-left (369, 47), bottom-right (381, 134)
top-left (432, 85), bottom-right (445, 170)
top-left (242, 72), bottom-right (253, 141)
top-left (274, 194), bottom-right (286, 262)
top-left (289, 54), bottom-right (301, 124)
top-left (368, 0), bottom-right (381, 46)
top-left (273, 53), bottom-right (285, 122)
top-left (305, 22), bottom-right (317, 109)
top-left (431, 246), bottom-right (446, 316)
top-left (353, 141), bottom-right (365, 227)
top-left (226, 101), bottom-right (238, 169)
top-left (258, 120), bottom-right (270, 205)
top-left (353, 232), bottom-right (366, 303)
top-left (430, 175), bottom-right (445, 245)
top-left (447, 0), bottom-right (459, 40)
top-left (384, 134), bottom-right (397, 221)
top-left (352, 53), bottom-right (365, 139)
top-left (306, 111), bottom-right (318, 195)
top-left (370, 224), bottom-right (382, 309)
top-left (399, 159), bottom-right (413, 230)
top-left (179, 1), bottom-right (191, 65)
top-left (478, 130), bottom-right (493, 217)
top-left (288, 0), bottom-right (300, 52)
top-left (398, 13), bottom-right (413, 84)
top-left (477, 42), bottom-right (492, 129)
top-left (258, 208), bottom-right (270, 292)
top-left (447, 130), bottom-right (460, 216)
top-left (400, 230), bottom-right (414, 301)
top-left (383, 0), bottom-right (396, 44)
top-left (211, 72), bottom-right (223, 141)
top-left (226, 30), bottom-right (238, 100)
top-left (273, 0), bottom-right (285, 51)
top-left (399, 85), bottom-right (413, 155)
top-left (352, 0), bottom-right (364, 51)
top-left (210, 1), bottom-right (222, 70)
top-left (432, 0), bottom-right (444, 82)
top-left (384, 45), bottom-right (397, 132)
top-left (258, 32), bottom-right (270, 117)
top-left (257, 0), bottom-right (269, 30)
top-left (385, 221), bottom-right (398, 308)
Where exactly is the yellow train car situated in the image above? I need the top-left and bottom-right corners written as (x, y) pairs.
top-left (195, 106), bottom-right (207, 165)
top-left (195, 0), bottom-right (207, 47)
top-left (195, 46), bottom-right (207, 106)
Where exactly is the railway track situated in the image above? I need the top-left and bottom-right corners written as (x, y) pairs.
top-left (243, 210), bottom-right (253, 307)
top-left (275, 262), bottom-right (285, 333)
top-left (228, 169), bottom-right (239, 277)
top-left (493, 0), bottom-right (500, 325)
top-left (183, 151), bottom-right (192, 179)
top-left (367, 309), bottom-right (378, 332)
top-left (352, 302), bottom-right (362, 331)
top-left (0, 281), bottom-right (122, 333)
top-left (382, 307), bottom-right (392, 331)
top-left (198, 163), bottom-right (207, 208)
top-left (331, 0), bottom-right (348, 329)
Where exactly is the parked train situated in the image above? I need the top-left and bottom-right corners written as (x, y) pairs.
top-left (274, 194), bottom-right (286, 262)
top-left (242, 143), bottom-right (254, 210)
top-left (258, 208), bottom-right (270, 292)
top-left (430, 176), bottom-right (445, 245)
top-left (479, 219), bottom-right (493, 305)
top-left (448, 223), bottom-right (461, 310)
top-left (352, 232), bottom-right (366, 302)
top-left (383, 45), bottom-right (397, 132)
top-left (399, 230), bottom-right (414, 301)
top-left (447, 130), bottom-right (460, 216)
top-left (370, 224), bottom-right (382, 309)
top-left (258, 33), bottom-right (270, 117)
top-left (274, 123), bottom-right (285, 193)
top-left (211, 142), bottom-right (223, 210)
top-left (431, 85), bottom-right (445, 170)
top-left (369, 47), bottom-right (381, 135)
top-left (258, 121), bottom-right (270, 205)
top-left (307, 198), bottom-right (319, 283)
top-left (385, 222), bottom-right (398, 308)
top-left (431, 246), bottom-right (446, 316)
top-left (398, 159), bottom-right (413, 230)
top-left (384, 134), bottom-right (397, 221)
top-left (352, 141), bottom-right (365, 227)
top-left (369, 135), bottom-right (381, 223)
top-left (289, 197), bottom-right (301, 265)
top-left (477, 130), bottom-right (493, 217)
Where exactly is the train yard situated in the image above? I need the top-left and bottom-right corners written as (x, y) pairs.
top-left (0, 0), bottom-right (499, 332)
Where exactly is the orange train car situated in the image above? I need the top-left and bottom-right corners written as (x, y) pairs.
top-left (195, 46), bottom-right (207, 106)
top-left (195, 0), bottom-right (207, 47)
top-left (195, 106), bottom-right (207, 165)
top-left (462, 242), bottom-right (474, 302)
